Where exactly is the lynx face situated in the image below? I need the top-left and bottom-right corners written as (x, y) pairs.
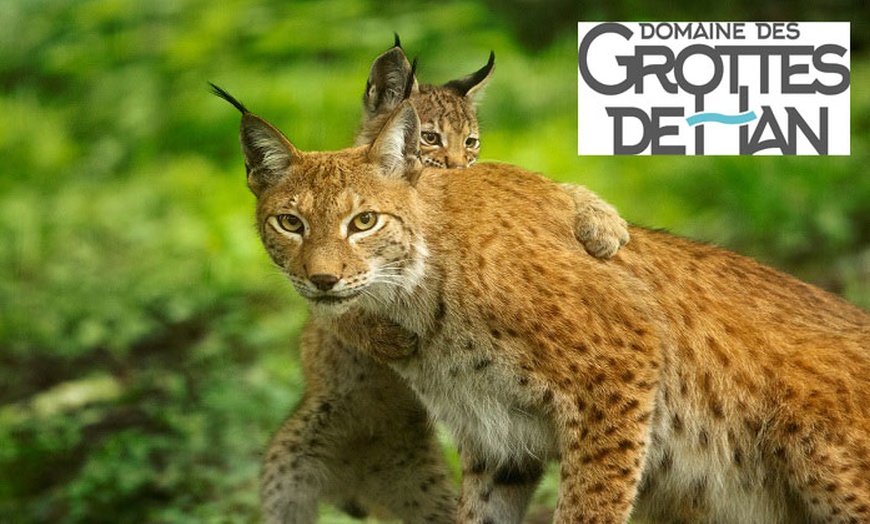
top-left (413, 84), bottom-right (481, 168)
top-left (356, 42), bottom-right (493, 169)
top-left (261, 189), bottom-right (420, 316)
top-left (222, 90), bottom-right (428, 316)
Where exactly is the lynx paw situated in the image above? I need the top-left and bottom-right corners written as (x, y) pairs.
top-left (560, 183), bottom-right (630, 259)
top-left (321, 311), bottom-right (419, 361)
top-left (372, 321), bottom-right (420, 359)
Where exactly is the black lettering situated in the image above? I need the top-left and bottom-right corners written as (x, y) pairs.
top-left (674, 23), bottom-right (691, 39)
top-left (756, 23), bottom-right (772, 39)
top-left (743, 106), bottom-right (790, 155)
top-left (578, 23), bottom-right (635, 95)
top-left (635, 46), bottom-right (678, 94)
top-left (812, 45), bottom-right (850, 95)
top-left (674, 45), bottom-right (723, 99)
top-left (781, 50), bottom-right (815, 94)
top-left (771, 23), bottom-right (786, 39)
top-left (787, 107), bottom-right (827, 154)
top-left (651, 107), bottom-right (686, 155)
top-left (607, 107), bottom-right (651, 155)
top-left (640, 23), bottom-right (655, 39)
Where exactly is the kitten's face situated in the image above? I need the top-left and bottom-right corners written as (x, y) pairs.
top-left (357, 42), bottom-right (493, 169)
top-left (413, 85), bottom-right (481, 168)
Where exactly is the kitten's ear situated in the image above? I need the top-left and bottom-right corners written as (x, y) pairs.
top-left (368, 100), bottom-right (422, 185)
top-left (443, 51), bottom-right (495, 100)
top-left (363, 37), bottom-right (419, 117)
top-left (210, 84), bottom-right (300, 196)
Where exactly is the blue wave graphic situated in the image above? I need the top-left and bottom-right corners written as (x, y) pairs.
top-left (686, 111), bottom-right (757, 126)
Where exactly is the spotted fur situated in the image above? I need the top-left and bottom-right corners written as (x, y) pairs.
top-left (224, 96), bottom-right (870, 523)
top-left (355, 42), bottom-right (491, 169)
top-left (254, 41), bottom-right (628, 523)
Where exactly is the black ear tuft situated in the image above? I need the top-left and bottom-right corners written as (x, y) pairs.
top-left (403, 57), bottom-right (418, 100)
top-left (209, 82), bottom-right (298, 196)
top-left (209, 83), bottom-right (249, 114)
top-left (393, 32), bottom-right (402, 48)
top-left (442, 51), bottom-right (496, 97)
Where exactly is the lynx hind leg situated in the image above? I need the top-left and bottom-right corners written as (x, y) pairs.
top-left (559, 183), bottom-right (629, 259)
top-left (261, 323), bottom-right (455, 523)
top-left (354, 424), bottom-right (457, 523)
top-left (457, 453), bottom-right (543, 524)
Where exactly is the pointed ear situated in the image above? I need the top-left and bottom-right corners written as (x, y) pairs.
top-left (363, 39), bottom-right (419, 117)
top-left (442, 51), bottom-right (495, 100)
top-left (210, 83), bottom-right (300, 196)
top-left (368, 100), bottom-right (422, 184)
top-left (239, 113), bottom-right (300, 196)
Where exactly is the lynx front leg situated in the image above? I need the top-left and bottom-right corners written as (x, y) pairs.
top-left (261, 392), bottom-right (333, 524)
top-left (262, 382), bottom-right (456, 524)
top-left (456, 453), bottom-right (543, 524)
top-left (262, 320), bottom-right (455, 523)
top-left (560, 183), bottom-right (629, 259)
top-left (551, 383), bottom-right (657, 524)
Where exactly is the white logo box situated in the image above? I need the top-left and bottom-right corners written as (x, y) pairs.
top-left (577, 22), bottom-right (850, 155)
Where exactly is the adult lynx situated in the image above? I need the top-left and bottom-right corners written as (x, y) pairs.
top-left (216, 88), bottom-right (870, 523)
top-left (256, 40), bottom-right (628, 523)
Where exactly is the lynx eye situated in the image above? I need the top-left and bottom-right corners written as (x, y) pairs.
top-left (465, 137), bottom-right (480, 149)
top-left (421, 131), bottom-right (442, 146)
top-left (350, 211), bottom-right (378, 233)
top-left (276, 214), bottom-right (304, 234)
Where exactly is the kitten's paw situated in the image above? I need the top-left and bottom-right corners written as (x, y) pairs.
top-left (371, 320), bottom-right (419, 359)
top-left (323, 311), bottom-right (418, 361)
top-left (575, 209), bottom-right (629, 259)
top-left (560, 183), bottom-right (630, 259)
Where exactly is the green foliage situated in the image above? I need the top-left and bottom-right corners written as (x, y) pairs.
top-left (1, 0), bottom-right (867, 521)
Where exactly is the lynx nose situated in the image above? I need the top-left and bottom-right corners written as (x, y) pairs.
top-left (309, 274), bottom-right (339, 291)
top-left (445, 154), bottom-right (467, 169)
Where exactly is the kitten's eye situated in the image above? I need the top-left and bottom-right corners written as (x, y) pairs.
top-left (465, 137), bottom-right (480, 149)
top-left (350, 212), bottom-right (378, 233)
top-left (276, 214), bottom-right (304, 234)
top-left (421, 131), bottom-right (442, 146)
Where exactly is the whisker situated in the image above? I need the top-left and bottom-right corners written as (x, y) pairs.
top-left (361, 288), bottom-right (391, 309)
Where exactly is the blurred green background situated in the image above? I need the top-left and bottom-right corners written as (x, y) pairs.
top-left (1, 0), bottom-right (867, 522)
